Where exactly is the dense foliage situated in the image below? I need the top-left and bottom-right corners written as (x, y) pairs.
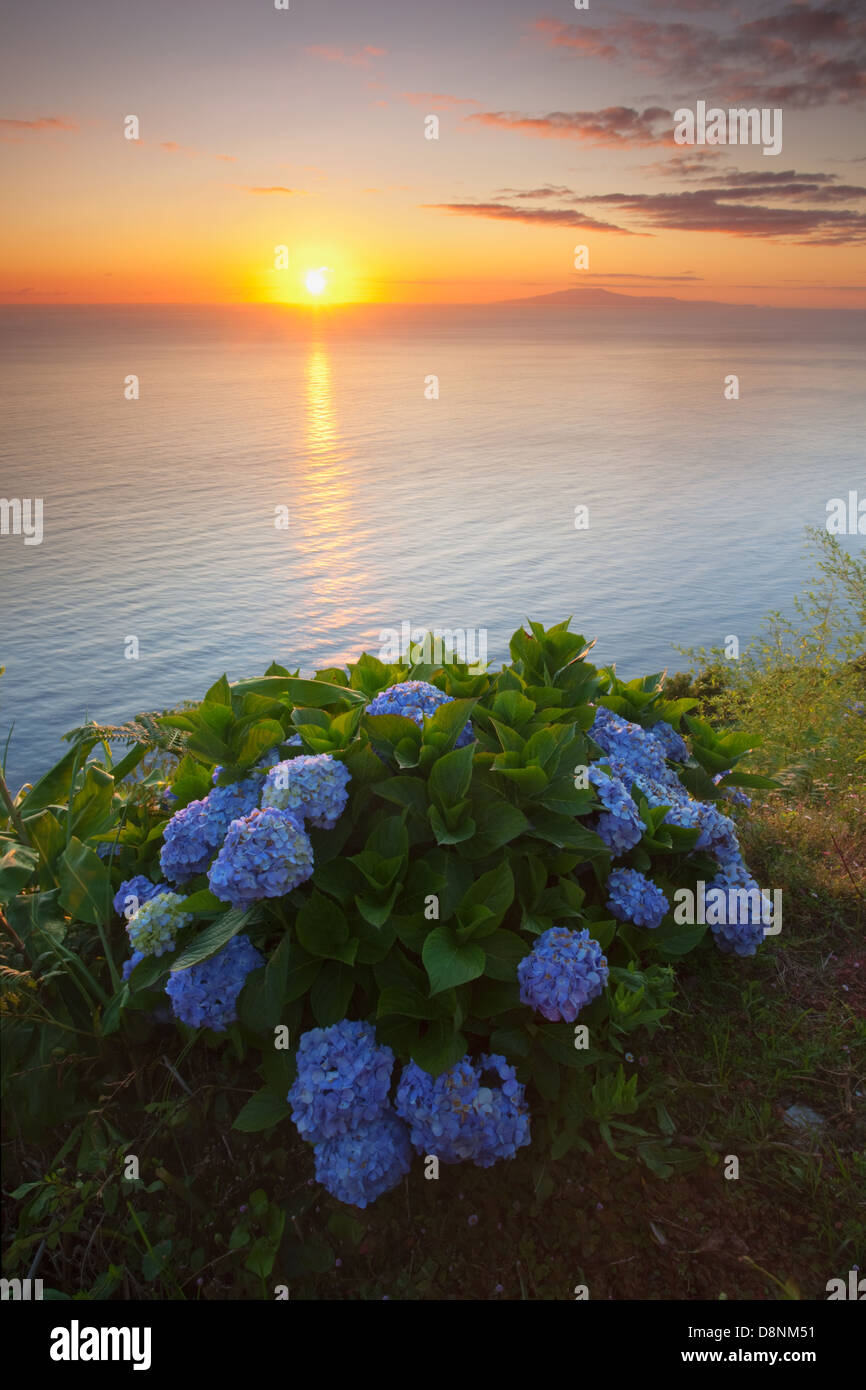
top-left (1, 619), bottom-right (779, 1208)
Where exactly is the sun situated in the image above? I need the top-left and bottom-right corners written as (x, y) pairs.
top-left (304, 267), bottom-right (328, 296)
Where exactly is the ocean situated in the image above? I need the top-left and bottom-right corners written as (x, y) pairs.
top-left (1, 301), bottom-right (863, 791)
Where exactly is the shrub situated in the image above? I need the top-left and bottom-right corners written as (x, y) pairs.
top-left (0, 619), bottom-right (776, 1198)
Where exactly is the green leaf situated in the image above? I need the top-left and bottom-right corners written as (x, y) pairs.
top-left (179, 889), bottom-right (228, 915)
top-left (463, 800), bottom-right (528, 855)
top-left (100, 985), bottom-right (130, 1037)
top-left (349, 651), bottom-right (392, 695)
top-left (170, 906), bottom-right (257, 971)
top-left (422, 925), bottom-right (485, 995)
top-left (489, 1024), bottom-right (531, 1058)
top-left (482, 929), bottom-right (529, 982)
top-left (25, 809), bottom-right (65, 881)
top-left (169, 755), bottom-right (214, 810)
top-left (653, 917), bottom-right (708, 958)
top-left (57, 838), bottom-right (110, 925)
top-left (422, 697), bottom-right (478, 749)
top-left (310, 960), bottom-right (355, 1025)
top-left (237, 719), bottom-right (286, 765)
top-left (231, 676), bottom-right (365, 707)
top-left (295, 890), bottom-right (357, 962)
top-left (204, 674), bottom-right (232, 706)
top-left (492, 762), bottom-right (549, 795)
top-left (409, 1020), bottom-right (468, 1077)
top-left (471, 977), bottom-right (521, 1018)
top-left (0, 842), bottom-right (39, 899)
top-left (68, 765), bottom-right (115, 841)
top-left (532, 1045), bottom-right (561, 1100)
top-left (233, 1089), bottom-right (289, 1133)
top-left (18, 742), bottom-right (97, 819)
top-left (285, 944), bottom-right (322, 1001)
top-left (374, 776), bottom-right (428, 817)
top-left (717, 771), bottom-right (780, 790)
top-left (427, 743), bottom-right (475, 809)
top-left (241, 932), bottom-right (293, 1033)
top-left (491, 690), bottom-right (536, 728)
top-left (377, 985), bottom-right (436, 1020)
top-left (456, 862), bottom-right (514, 938)
top-left (428, 804), bottom-right (476, 845)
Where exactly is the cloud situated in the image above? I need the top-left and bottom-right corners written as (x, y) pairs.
top-left (532, 2), bottom-right (866, 108)
top-left (5, 286), bottom-right (68, 296)
top-left (305, 45), bottom-right (386, 68)
top-left (424, 202), bottom-right (637, 234)
top-left (642, 159), bottom-right (866, 202)
top-left (495, 185), bottom-right (578, 199)
top-left (157, 140), bottom-right (236, 162)
top-left (466, 106), bottom-right (673, 147)
top-left (578, 187), bottom-right (866, 243)
top-left (0, 115), bottom-right (77, 140)
top-left (430, 167), bottom-right (866, 244)
top-left (239, 185), bottom-right (305, 195)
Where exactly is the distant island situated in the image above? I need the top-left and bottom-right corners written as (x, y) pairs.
top-left (498, 286), bottom-right (760, 311)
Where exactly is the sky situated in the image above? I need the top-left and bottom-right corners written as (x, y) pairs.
top-left (1, 0), bottom-right (865, 307)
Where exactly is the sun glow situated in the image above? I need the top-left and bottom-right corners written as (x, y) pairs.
top-left (304, 267), bottom-right (328, 296)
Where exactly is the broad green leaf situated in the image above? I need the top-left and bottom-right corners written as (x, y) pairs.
top-left (310, 960), bottom-right (355, 1025)
top-left (0, 842), bottom-right (39, 899)
top-left (57, 838), bottom-right (110, 925)
top-left (170, 906), bottom-right (257, 971)
top-left (482, 929), bottom-right (529, 982)
top-left (233, 1088), bottom-right (290, 1133)
top-left (422, 925), bottom-right (485, 995)
top-left (295, 890), bottom-right (351, 960)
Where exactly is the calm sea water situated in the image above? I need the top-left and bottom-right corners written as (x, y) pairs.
top-left (1, 302), bottom-right (863, 791)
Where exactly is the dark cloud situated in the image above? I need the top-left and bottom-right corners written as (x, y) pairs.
top-left (466, 106), bottom-right (672, 147)
top-left (579, 187), bottom-right (866, 242)
top-left (423, 202), bottom-right (636, 234)
top-left (494, 185), bottom-right (576, 199)
top-left (428, 167), bottom-right (866, 244)
top-left (533, 2), bottom-right (866, 109)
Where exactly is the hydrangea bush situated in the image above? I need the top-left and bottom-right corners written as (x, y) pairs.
top-left (0, 621), bottom-right (778, 1205)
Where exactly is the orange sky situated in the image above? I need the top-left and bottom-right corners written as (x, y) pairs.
top-left (3, 1), bottom-right (865, 309)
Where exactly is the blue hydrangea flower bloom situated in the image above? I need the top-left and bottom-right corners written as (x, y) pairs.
top-left (517, 927), bottom-right (609, 1022)
top-left (590, 707), bottom-right (677, 789)
top-left (113, 875), bottom-right (166, 918)
top-left (395, 1054), bottom-right (531, 1167)
top-left (588, 765), bottom-right (645, 855)
top-left (288, 1020), bottom-right (396, 1142)
top-left (165, 933), bottom-right (264, 1031)
top-left (684, 800), bottom-right (741, 866)
top-left (160, 779), bottom-right (261, 884)
top-left (367, 680), bottom-right (474, 747)
top-left (648, 720), bottom-right (689, 763)
top-left (261, 753), bottom-right (351, 830)
top-left (312, 1110), bottom-right (412, 1209)
top-left (127, 890), bottom-right (193, 958)
top-left (121, 949), bottom-right (146, 982)
top-left (607, 867), bottom-right (669, 929)
top-left (704, 862), bottom-right (771, 956)
top-left (207, 806), bottom-right (314, 908)
top-left (712, 771), bottom-right (752, 808)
